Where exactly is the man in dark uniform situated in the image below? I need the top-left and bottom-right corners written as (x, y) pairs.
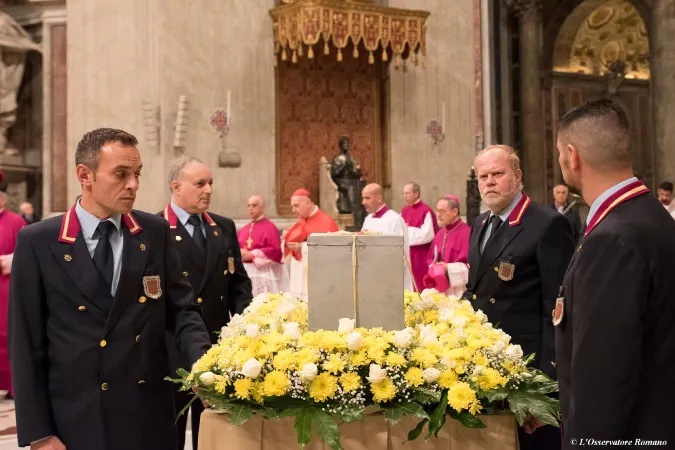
top-left (160, 156), bottom-right (252, 450)
top-left (551, 184), bottom-right (582, 241)
top-left (8, 129), bottom-right (211, 450)
top-left (463, 144), bottom-right (575, 450)
top-left (555, 99), bottom-right (675, 448)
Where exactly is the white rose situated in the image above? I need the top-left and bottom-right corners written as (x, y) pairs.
top-left (392, 328), bottom-right (415, 348)
top-left (300, 363), bottom-right (318, 381)
top-left (491, 340), bottom-right (506, 353)
top-left (282, 292), bottom-right (296, 301)
top-left (439, 307), bottom-right (456, 321)
top-left (475, 310), bottom-right (487, 323)
top-left (423, 368), bottom-right (441, 383)
top-left (246, 323), bottom-right (260, 338)
top-left (338, 318), bottom-right (355, 333)
top-left (451, 316), bottom-right (467, 329)
top-left (472, 365), bottom-right (484, 376)
top-left (275, 302), bottom-right (297, 320)
top-left (419, 325), bottom-right (437, 344)
top-left (419, 296), bottom-right (436, 310)
top-left (505, 344), bottom-right (524, 359)
top-left (455, 327), bottom-right (466, 339)
top-left (269, 319), bottom-right (283, 333)
top-left (421, 288), bottom-right (438, 296)
top-left (347, 331), bottom-right (364, 351)
top-left (482, 322), bottom-right (493, 330)
top-left (440, 357), bottom-right (456, 369)
top-left (199, 371), bottom-right (216, 386)
top-left (229, 314), bottom-right (243, 328)
top-left (241, 358), bottom-right (262, 378)
top-left (283, 322), bottom-right (302, 340)
top-left (366, 364), bottom-right (387, 384)
top-left (220, 326), bottom-right (236, 339)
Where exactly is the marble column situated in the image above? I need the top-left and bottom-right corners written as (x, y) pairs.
top-left (651, 0), bottom-right (675, 186)
top-left (507, 0), bottom-right (545, 203)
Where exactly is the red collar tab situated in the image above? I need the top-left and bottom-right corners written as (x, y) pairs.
top-left (122, 212), bottom-right (143, 235)
top-left (508, 193), bottom-right (531, 227)
top-left (585, 181), bottom-right (649, 238)
top-left (59, 204), bottom-right (142, 243)
top-left (163, 204), bottom-right (179, 229)
top-left (202, 211), bottom-right (217, 227)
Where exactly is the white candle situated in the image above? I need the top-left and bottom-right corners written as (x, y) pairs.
top-left (442, 102), bottom-right (446, 133)
top-left (227, 90), bottom-right (231, 120)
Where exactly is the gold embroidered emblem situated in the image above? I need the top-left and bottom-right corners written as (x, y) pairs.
top-left (142, 276), bottom-right (162, 300)
top-left (64, 254), bottom-right (72, 262)
top-left (140, 244), bottom-right (147, 251)
top-left (552, 297), bottom-right (565, 326)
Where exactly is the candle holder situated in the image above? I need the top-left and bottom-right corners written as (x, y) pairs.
top-left (210, 108), bottom-right (231, 137)
top-left (425, 119), bottom-right (444, 145)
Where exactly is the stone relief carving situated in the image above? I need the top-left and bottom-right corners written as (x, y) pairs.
top-left (0, 11), bottom-right (40, 157)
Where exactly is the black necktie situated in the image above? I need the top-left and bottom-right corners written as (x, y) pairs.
top-left (188, 214), bottom-right (206, 254)
top-left (93, 221), bottom-right (115, 289)
top-left (482, 215), bottom-right (503, 253)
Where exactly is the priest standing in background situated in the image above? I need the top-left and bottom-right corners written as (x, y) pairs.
top-left (402, 182), bottom-right (438, 292)
top-left (361, 183), bottom-right (413, 291)
top-left (161, 156), bottom-right (252, 450)
top-left (424, 195), bottom-right (470, 297)
top-left (238, 195), bottom-right (288, 296)
top-left (0, 173), bottom-right (27, 399)
top-left (283, 189), bottom-right (338, 300)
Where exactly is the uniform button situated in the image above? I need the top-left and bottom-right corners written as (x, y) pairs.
top-left (490, 298), bottom-right (496, 304)
top-left (197, 297), bottom-right (203, 304)
top-left (472, 294), bottom-right (477, 300)
top-left (551, 362), bottom-right (557, 368)
top-left (136, 335), bottom-right (141, 343)
top-left (224, 270), bottom-right (227, 275)
top-left (494, 267), bottom-right (499, 272)
top-left (139, 296), bottom-right (147, 303)
top-left (138, 380), bottom-right (145, 385)
top-left (552, 309), bottom-right (555, 318)
top-left (101, 382), bottom-right (109, 391)
top-left (78, 305), bottom-right (87, 312)
top-left (183, 271), bottom-right (189, 277)
top-left (100, 339), bottom-right (107, 348)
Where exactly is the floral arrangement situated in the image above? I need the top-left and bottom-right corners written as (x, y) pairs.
top-left (169, 290), bottom-right (559, 449)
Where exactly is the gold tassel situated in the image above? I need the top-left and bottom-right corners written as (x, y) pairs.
top-left (324, 42), bottom-right (330, 55)
top-left (282, 48), bottom-right (288, 61)
top-left (298, 45), bottom-right (304, 57)
top-left (308, 46), bottom-right (314, 59)
top-left (368, 51), bottom-right (374, 64)
top-left (337, 48), bottom-right (343, 62)
top-left (353, 46), bottom-right (359, 59)
top-left (274, 55), bottom-right (278, 67)
top-left (292, 50), bottom-right (298, 64)
top-left (382, 48), bottom-right (388, 62)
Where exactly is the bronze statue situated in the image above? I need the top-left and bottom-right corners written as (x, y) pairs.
top-left (329, 136), bottom-right (366, 229)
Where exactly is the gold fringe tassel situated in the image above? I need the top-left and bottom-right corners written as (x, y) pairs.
top-left (353, 46), bottom-right (359, 58)
top-left (298, 45), bottom-right (304, 57)
top-left (308, 46), bottom-right (314, 59)
top-left (292, 50), bottom-right (298, 64)
top-left (368, 51), bottom-right (374, 64)
top-left (337, 48), bottom-right (343, 62)
top-left (281, 48), bottom-right (288, 61)
top-left (324, 42), bottom-right (330, 55)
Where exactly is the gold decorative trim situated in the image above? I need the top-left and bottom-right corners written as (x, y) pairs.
top-left (270, 0), bottom-right (430, 67)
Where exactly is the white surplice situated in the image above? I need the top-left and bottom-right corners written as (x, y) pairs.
top-left (284, 242), bottom-right (309, 301)
top-left (244, 249), bottom-right (289, 297)
top-left (361, 208), bottom-right (414, 291)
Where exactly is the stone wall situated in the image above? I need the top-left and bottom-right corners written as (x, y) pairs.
top-left (67, 0), bottom-right (476, 218)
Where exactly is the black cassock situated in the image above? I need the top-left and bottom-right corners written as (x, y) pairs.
top-left (160, 205), bottom-right (253, 450)
top-left (8, 207), bottom-right (211, 450)
top-left (556, 187), bottom-right (675, 449)
top-left (463, 194), bottom-right (575, 450)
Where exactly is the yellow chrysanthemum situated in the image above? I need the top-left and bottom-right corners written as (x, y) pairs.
top-left (350, 349), bottom-right (370, 367)
top-left (310, 373), bottom-right (339, 402)
top-left (368, 348), bottom-right (387, 364)
top-left (467, 336), bottom-right (492, 351)
top-left (251, 381), bottom-right (264, 403)
top-left (411, 348), bottom-right (438, 368)
top-left (385, 352), bottom-right (407, 367)
top-left (476, 367), bottom-right (507, 391)
top-left (472, 353), bottom-right (489, 368)
top-left (214, 375), bottom-right (229, 394)
top-left (294, 347), bottom-right (318, 367)
top-left (370, 378), bottom-right (397, 403)
top-left (502, 360), bottom-right (519, 374)
top-left (233, 349), bottom-right (256, 367)
top-left (423, 310), bottom-right (439, 323)
top-left (272, 349), bottom-right (296, 371)
top-left (263, 370), bottom-right (290, 396)
top-left (447, 381), bottom-right (476, 412)
top-left (233, 378), bottom-right (252, 400)
top-left (339, 372), bottom-right (361, 393)
top-left (438, 369), bottom-right (458, 389)
top-left (404, 367), bottom-right (424, 387)
top-left (469, 400), bottom-right (483, 415)
top-left (322, 354), bottom-right (346, 375)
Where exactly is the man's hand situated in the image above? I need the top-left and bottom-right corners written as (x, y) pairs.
top-left (281, 228), bottom-right (290, 240)
top-left (523, 413), bottom-right (545, 434)
top-left (31, 436), bottom-right (66, 450)
top-left (241, 249), bottom-right (252, 262)
top-left (286, 242), bottom-right (302, 252)
top-left (0, 254), bottom-right (13, 275)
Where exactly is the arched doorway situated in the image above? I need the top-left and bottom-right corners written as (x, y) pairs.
top-left (544, 0), bottom-right (653, 192)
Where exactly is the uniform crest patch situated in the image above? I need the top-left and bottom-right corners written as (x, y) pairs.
top-left (142, 275), bottom-right (162, 299)
top-left (498, 260), bottom-right (515, 281)
top-left (552, 297), bottom-right (565, 326)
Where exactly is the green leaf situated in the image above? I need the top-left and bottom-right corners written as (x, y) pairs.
top-left (337, 407), bottom-right (365, 423)
top-left (287, 408), bottom-right (313, 448)
top-left (426, 390), bottom-right (448, 440)
top-left (174, 394), bottom-right (198, 423)
top-left (263, 408), bottom-right (279, 419)
top-left (448, 410), bottom-right (487, 428)
top-left (412, 387), bottom-right (442, 404)
top-left (176, 368), bottom-right (191, 378)
top-left (507, 391), bottom-right (560, 428)
top-left (164, 376), bottom-right (184, 384)
top-left (383, 402), bottom-right (429, 425)
top-left (406, 418), bottom-right (428, 442)
top-left (523, 353), bottom-right (536, 366)
top-left (363, 405), bottom-right (382, 415)
top-left (484, 388), bottom-right (509, 403)
top-left (226, 403), bottom-right (254, 426)
top-left (313, 408), bottom-right (344, 450)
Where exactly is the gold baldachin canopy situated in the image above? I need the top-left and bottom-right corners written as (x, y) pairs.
top-left (270, 0), bottom-right (430, 67)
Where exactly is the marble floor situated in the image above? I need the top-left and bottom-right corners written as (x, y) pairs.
top-left (0, 395), bottom-right (193, 450)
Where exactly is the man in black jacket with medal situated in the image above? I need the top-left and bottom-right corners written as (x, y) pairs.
top-left (9, 128), bottom-right (211, 450)
top-left (463, 144), bottom-right (575, 450)
top-left (160, 156), bottom-right (252, 450)
top-left (555, 99), bottom-right (675, 448)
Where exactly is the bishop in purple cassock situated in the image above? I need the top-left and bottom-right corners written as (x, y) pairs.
top-left (402, 183), bottom-right (439, 292)
top-left (424, 195), bottom-right (470, 297)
